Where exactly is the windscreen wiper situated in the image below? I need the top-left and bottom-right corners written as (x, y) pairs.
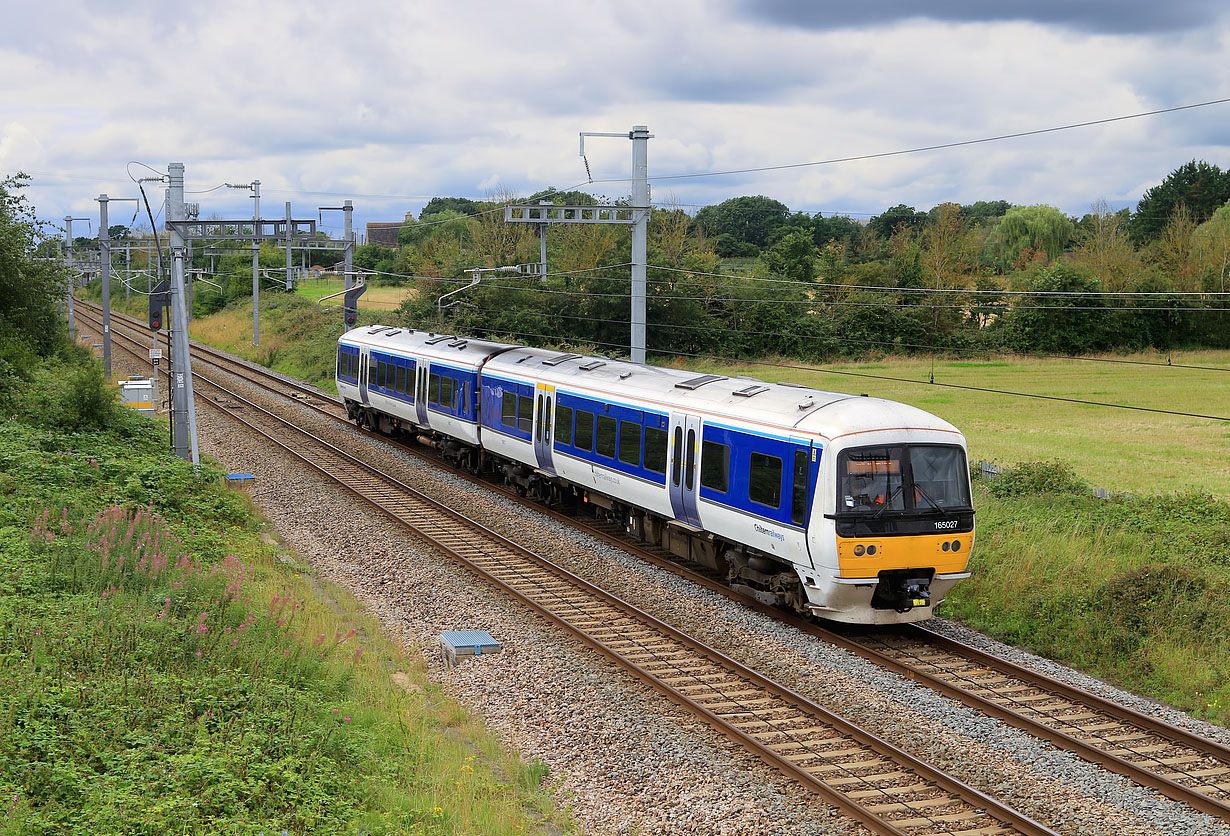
top-left (872, 484), bottom-right (904, 518)
top-left (914, 483), bottom-right (944, 513)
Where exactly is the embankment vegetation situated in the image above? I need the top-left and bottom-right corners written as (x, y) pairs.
top-left (1, 174), bottom-right (569, 834)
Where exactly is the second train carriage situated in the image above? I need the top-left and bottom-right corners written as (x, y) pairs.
top-left (338, 326), bottom-right (976, 625)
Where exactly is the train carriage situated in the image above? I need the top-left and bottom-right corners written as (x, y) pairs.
top-left (339, 327), bottom-right (976, 625)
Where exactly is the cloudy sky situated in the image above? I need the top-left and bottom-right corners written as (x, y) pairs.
top-left (3, 0), bottom-right (1229, 239)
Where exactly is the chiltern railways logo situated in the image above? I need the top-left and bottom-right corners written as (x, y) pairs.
top-left (754, 524), bottom-right (786, 542)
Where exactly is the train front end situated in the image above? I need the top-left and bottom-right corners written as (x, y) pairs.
top-left (803, 402), bottom-right (975, 624)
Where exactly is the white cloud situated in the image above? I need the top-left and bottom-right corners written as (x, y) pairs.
top-left (2, 0), bottom-right (1228, 233)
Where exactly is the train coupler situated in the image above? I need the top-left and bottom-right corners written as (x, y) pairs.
top-left (871, 569), bottom-right (934, 612)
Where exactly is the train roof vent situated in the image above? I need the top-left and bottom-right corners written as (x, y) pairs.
top-left (675, 373), bottom-right (726, 390)
top-left (424, 334), bottom-right (452, 345)
top-left (448, 338), bottom-right (468, 348)
top-left (619, 371), bottom-right (633, 379)
top-left (733, 384), bottom-right (769, 398)
top-left (579, 360), bottom-right (606, 371)
top-left (798, 397), bottom-right (816, 410)
top-left (541, 352), bottom-right (583, 367)
top-left (367, 326), bottom-right (397, 335)
top-left (384, 329), bottom-right (402, 336)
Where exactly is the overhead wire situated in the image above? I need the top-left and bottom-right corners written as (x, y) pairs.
top-left (454, 325), bottom-right (1230, 422)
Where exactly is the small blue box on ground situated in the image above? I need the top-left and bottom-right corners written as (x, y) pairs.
top-left (225, 473), bottom-right (255, 488)
top-left (439, 630), bottom-right (501, 667)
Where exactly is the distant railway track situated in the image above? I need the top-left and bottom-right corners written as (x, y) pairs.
top-left (81, 301), bottom-right (1230, 825)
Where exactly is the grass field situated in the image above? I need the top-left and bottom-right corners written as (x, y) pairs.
top-left (295, 277), bottom-right (417, 313)
top-left (666, 351), bottom-right (1230, 499)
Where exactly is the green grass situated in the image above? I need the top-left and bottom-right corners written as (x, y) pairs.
top-left (0, 416), bottom-right (571, 834)
top-left (943, 467), bottom-right (1230, 725)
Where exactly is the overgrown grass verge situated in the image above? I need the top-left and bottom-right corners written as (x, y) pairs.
top-left (942, 461), bottom-right (1230, 726)
top-left (0, 420), bottom-right (568, 835)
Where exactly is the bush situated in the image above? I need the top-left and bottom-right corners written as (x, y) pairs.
top-left (984, 459), bottom-right (1091, 498)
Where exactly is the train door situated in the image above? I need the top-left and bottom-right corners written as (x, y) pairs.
top-left (667, 412), bottom-right (702, 527)
top-left (414, 363), bottom-right (429, 427)
top-left (358, 349), bottom-right (370, 405)
top-left (533, 385), bottom-right (556, 473)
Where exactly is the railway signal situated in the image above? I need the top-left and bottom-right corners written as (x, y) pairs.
top-left (148, 279), bottom-right (170, 329)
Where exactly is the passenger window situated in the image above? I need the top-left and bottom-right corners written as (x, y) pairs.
top-left (517, 395), bottom-right (533, 433)
top-left (791, 450), bottom-right (809, 525)
top-left (502, 392), bottom-right (517, 428)
top-left (555, 405), bottom-right (573, 446)
top-left (671, 427), bottom-right (682, 486)
top-left (618, 420), bottom-right (641, 467)
top-left (429, 373), bottom-right (441, 405)
top-left (349, 353), bottom-right (358, 379)
top-left (596, 416), bottom-right (617, 459)
top-left (337, 349), bottom-right (345, 378)
top-left (396, 365), bottom-right (406, 394)
top-left (457, 381), bottom-right (467, 412)
top-left (369, 354), bottom-right (377, 379)
top-left (644, 426), bottom-right (668, 475)
top-left (749, 452), bottom-right (783, 509)
top-left (700, 441), bottom-right (729, 492)
top-left (440, 376), bottom-right (453, 410)
top-left (574, 411), bottom-right (594, 451)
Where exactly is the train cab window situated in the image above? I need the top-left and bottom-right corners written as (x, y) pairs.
top-left (396, 365), bottom-right (406, 394)
top-left (517, 396), bottom-right (533, 433)
top-left (595, 416), bottom-right (617, 459)
top-left (748, 452), bottom-right (783, 509)
top-left (555, 405), bottom-right (573, 446)
top-left (336, 349), bottom-right (345, 378)
top-left (429, 373), bottom-right (441, 405)
top-left (644, 426), bottom-right (668, 475)
top-left (440, 376), bottom-right (454, 411)
top-left (671, 427), bottom-right (683, 487)
top-left (791, 450), bottom-right (810, 525)
top-left (501, 392), bottom-right (517, 428)
top-left (574, 410), bottom-right (594, 451)
top-left (700, 440), bottom-right (728, 492)
top-left (618, 420), bottom-right (641, 467)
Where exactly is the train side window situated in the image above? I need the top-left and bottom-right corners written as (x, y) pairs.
top-left (545, 399), bottom-right (552, 442)
top-left (501, 392), bottom-right (517, 428)
top-left (349, 352), bottom-right (358, 379)
top-left (429, 373), bottom-right (441, 405)
top-left (555, 405), bottom-right (573, 446)
top-left (644, 426), bottom-right (668, 475)
top-left (443, 377), bottom-right (455, 410)
top-left (394, 365), bottom-right (404, 394)
top-left (618, 420), bottom-right (641, 467)
top-left (376, 361), bottom-right (385, 389)
top-left (596, 415), bottom-right (617, 459)
top-left (748, 452), bottom-right (783, 509)
top-left (369, 354), bottom-right (378, 380)
top-left (517, 395), bottom-right (533, 433)
top-left (336, 349), bottom-right (345, 378)
top-left (535, 394), bottom-right (544, 438)
top-left (791, 450), bottom-right (809, 525)
top-left (574, 410), bottom-right (594, 451)
top-left (700, 441), bottom-right (728, 492)
top-left (457, 381), bottom-right (467, 412)
top-left (671, 427), bottom-right (683, 486)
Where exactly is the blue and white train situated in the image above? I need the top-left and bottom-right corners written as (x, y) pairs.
top-left (338, 326), bottom-right (976, 625)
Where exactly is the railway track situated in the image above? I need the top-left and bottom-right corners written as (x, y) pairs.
top-left (82, 303), bottom-right (1062, 835)
top-left (81, 301), bottom-right (1230, 826)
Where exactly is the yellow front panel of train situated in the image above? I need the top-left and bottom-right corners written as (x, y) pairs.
top-left (837, 534), bottom-right (971, 578)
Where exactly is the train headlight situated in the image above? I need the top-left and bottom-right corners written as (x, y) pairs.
top-left (853, 544), bottom-right (865, 556)
top-left (951, 540), bottom-right (961, 551)
top-left (942, 541), bottom-right (950, 552)
top-left (866, 545), bottom-right (877, 555)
